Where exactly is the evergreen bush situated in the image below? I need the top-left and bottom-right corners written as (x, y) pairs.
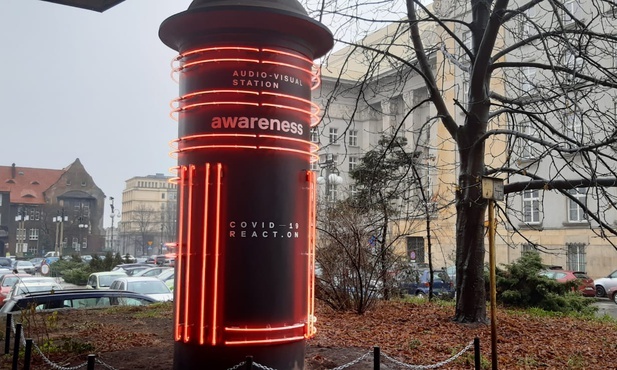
top-left (492, 251), bottom-right (596, 314)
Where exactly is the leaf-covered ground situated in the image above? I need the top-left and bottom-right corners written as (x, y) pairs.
top-left (1, 299), bottom-right (615, 369)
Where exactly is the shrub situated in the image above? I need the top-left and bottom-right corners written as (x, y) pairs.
top-left (492, 251), bottom-right (595, 314)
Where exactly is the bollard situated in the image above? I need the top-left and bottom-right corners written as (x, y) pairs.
top-left (24, 339), bottom-right (33, 370)
top-left (87, 354), bottom-right (96, 370)
top-left (11, 323), bottom-right (21, 370)
top-left (373, 346), bottom-right (380, 370)
top-left (474, 337), bottom-right (481, 370)
top-left (244, 356), bottom-right (253, 370)
top-left (4, 313), bottom-right (11, 355)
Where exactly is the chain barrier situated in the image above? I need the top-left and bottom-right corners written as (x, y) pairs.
top-left (7, 314), bottom-right (475, 370)
top-left (329, 351), bottom-right (373, 370)
top-left (226, 361), bottom-right (246, 370)
top-left (9, 316), bottom-right (118, 370)
top-left (381, 340), bottom-right (475, 369)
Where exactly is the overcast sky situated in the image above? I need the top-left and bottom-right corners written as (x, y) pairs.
top-left (0, 0), bottom-right (365, 228)
top-left (0, 0), bottom-right (194, 226)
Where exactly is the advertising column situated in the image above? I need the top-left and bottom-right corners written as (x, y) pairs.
top-left (159, 1), bottom-right (333, 369)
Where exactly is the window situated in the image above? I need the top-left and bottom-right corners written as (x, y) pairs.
top-left (519, 120), bottom-right (540, 159)
top-left (329, 128), bottom-right (338, 144)
top-left (29, 229), bottom-right (39, 241)
top-left (521, 66), bottom-right (536, 93)
top-left (162, 193), bottom-right (165, 200)
top-left (310, 161), bottom-right (319, 171)
top-left (520, 7), bottom-right (536, 36)
top-left (82, 237), bottom-right (88, 249)
top-left (522, 189), bottom-right (540, 224)
top-left (406, 236), bottom-right (425, 263)
top-left (567, 188), bottom-right (587, 222)
top-left (0, 194), bottom-right (2, 206)
top-left (562, 0), bottom-right (576, 24)
top-left (327, 184), bottom-right (338, 202)
top-left (566, 243), bottom-right (586, 271)
top-left (349, 157), bottom-right (358, 172)
top-left (17, 228), bottom-right (26, 239)
top-left (72, 237), bottom-right (79, 249)
top-left (311, 128), bottom-right (319, 143)
top-left (81, 181), bottom-right (87, 187)
top-left (521, 243), bottom-right (537, 253)
top-left (349, 184), bottom-right (358, 197)
top-left (348, 130), bottom-right (358, 146)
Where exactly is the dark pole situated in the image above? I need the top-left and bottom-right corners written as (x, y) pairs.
top-left (110, 197), bottom-right (115, 253)
top-left (4, 313), bottom-right (11, 355)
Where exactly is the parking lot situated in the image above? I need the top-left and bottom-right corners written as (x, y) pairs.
top-left (593, 298), bottom-right (617, 319)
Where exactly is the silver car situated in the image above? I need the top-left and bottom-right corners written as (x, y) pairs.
top-left (594, 269), bottom-right (617, 297)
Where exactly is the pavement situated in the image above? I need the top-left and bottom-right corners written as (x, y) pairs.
top-left (593, 298), bottom-right (617, 319)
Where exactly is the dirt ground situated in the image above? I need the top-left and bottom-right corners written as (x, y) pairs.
top-left (2, 299), bottom-right (616, 370)
top-left (0, 303), bottom-right (366, 370)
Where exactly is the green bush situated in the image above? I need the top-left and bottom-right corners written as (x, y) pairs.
top-left (492, 251), bottom-right (596, 315)
top-left (51, 252), bottom-right (125, 285)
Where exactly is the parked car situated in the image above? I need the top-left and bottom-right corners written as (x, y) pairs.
top-left (109, 276), bottom-right (173, 302)
top-left (29, 258), bottom-right (44, 272)
top-left (12, 260), bottom-right (35, 275)
top-left (145, 255), bottom-right (166, 265)
top-left (6, 281), bottom-right (63, 302)
top-left (539, 269), bottom-right (596, 297)
top-left (399, 268), bottom-right (455, 298)
top-left (0, 257), bottom-right (13, 269)
top-left (133, 266), bottom-right (172, 278)
top-left (0, 289), bottom-right (158, 313)
top-left (112, 263), bottom-right (152, 276)
top-left (0, 273), bottom-right (32, 306)
top-left (594, 269), bottom-right (617, 297)
top-left (86, 271), bottom-right (128, 290)
top-left (157, 269), bottom-right (175, 290)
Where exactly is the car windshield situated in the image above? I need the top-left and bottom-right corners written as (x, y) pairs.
top-left (2, 277), bottom-right (21, 287)
top-left (127, 281), bottom-right (169, 294)
top-left (99, 275), bottom-right (125, 287)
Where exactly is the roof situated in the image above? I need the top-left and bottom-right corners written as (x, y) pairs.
top-left (0, 164), bottom-right (64, 205)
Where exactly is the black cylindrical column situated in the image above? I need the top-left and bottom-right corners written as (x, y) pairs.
top-left (159, 1), bottom-right (332, 369)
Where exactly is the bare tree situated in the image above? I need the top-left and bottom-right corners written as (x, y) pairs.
top-left (305, 0), bottom-right (617, 323)
top-left (132, 204), bottom-right (157, 256)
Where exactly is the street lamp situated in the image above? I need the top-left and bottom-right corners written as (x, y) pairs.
top-left (78, 218), bottom-right (89, 256)
top-left (52, 210), bottom-right (68, 257)
top-left (15, 211), bottom-right (29, 257)
top-left (317, 154), bottom-right (343, 203)
top-left (109, 197), bottom-right (120, 253)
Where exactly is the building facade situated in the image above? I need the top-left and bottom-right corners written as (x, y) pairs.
top-left (0, 160), bottom-right (106, 257)
top-left (313, 0), bottom-right (617, 278)
top-left (120, 173), bottom-right (177, 257)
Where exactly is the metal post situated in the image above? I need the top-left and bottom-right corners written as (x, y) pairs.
top-left (373, 346), bottom-right (380, 370)
top-left (4, 313), bottom-right (11, 354)
top-left (110, 197), bottom-right (115, 252)
top-left (244, 356), bottom-right (253, 369)
top-left (24, 339), bottom-right (33, 370)
top-left (87, 354), bottom-right (96, 370)
top-left (488, 200), bottom-right (498, 370)
top-left (474, 337), bottom-right (481, 370)
top-left (12, 323), bottom-right (21, 370)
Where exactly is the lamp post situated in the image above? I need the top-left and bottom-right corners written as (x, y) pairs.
top-left (160, 223), bottom-right (164, 255)
top-left (78, 218), bottom-right (89, 256)
top-left (53, 209), bottom-right (67, 257)
top-left (15, 211), bottom-right (29, 257)
top-left (109, 197), bottom-right (120, 253)
top-left (317, 154), bottom-right (343, 203)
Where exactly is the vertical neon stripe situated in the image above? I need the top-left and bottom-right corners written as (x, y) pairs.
top-left (306, 170), bottom-right (317, 338)
top-left (175, 166), bottom-right (187, 341)
top-left (211, 163), bottom-right (223, 345)
top-left (199, 163), bottom-right (211, 345)
top-left (184, 164), bottom-right (196, 343)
